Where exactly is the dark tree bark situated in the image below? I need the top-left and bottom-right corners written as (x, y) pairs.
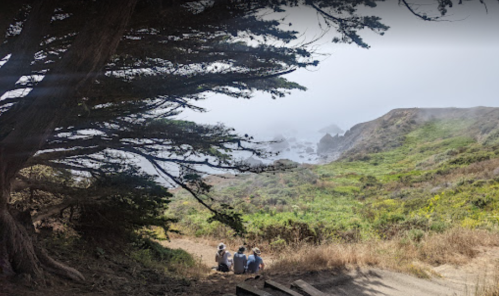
top-left (0, 0), bottom-right (57, 97)
top-left (0, 0), bottom-right (138, 281)
top-left (0, 1), bottom-right (29, 58)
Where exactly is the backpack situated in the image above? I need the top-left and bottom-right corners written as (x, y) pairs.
top-left (217, 263), bottom-right (229, 272)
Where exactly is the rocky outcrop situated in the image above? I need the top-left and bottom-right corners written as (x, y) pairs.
top-left (245, 156), bottom-right (263, 167)
top-left (318, 123), bottom-right (344, 135)
top-left (316, 107), bottom-right (499, 162)
top-left (269, 135), bottom-right (289, 151)
top-left (317, 133), bottom-right (341, 154)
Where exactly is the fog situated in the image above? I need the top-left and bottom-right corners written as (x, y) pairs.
top-left (180, 1), bottom-right (499, 143)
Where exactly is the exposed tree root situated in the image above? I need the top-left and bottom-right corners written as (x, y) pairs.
top-left (0, 207), bottom-right (84, 283)
top-left (35, 246), bottom-right (85, 282)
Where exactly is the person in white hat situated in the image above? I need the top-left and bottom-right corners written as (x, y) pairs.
top-left (246, 247), bottom-right (264, 274)
top-left (215, 243), bottom-right (232, 272)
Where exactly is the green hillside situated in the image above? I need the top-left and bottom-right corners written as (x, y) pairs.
top-left (167, 109), bottom-right (499, 248)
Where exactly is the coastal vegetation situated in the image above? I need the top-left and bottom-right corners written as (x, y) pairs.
top-left (169, 116), bottom-right (499, 250)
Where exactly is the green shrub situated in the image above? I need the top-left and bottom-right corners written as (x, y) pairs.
top-left (470, 195), bottom-right (492, 209)
top-left (269, 237), bottom-right (287, 250)
top-left (430, 221), bottom-right (448, 233)
top-left (407, 229), bottom-right (425, 243)
top-left (448, 153), bottom-right (492, 166)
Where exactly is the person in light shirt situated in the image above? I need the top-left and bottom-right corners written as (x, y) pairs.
top-left (246, 247), bottom-right (264, 274)
top-left (215, 243), bottom-right (232, 272)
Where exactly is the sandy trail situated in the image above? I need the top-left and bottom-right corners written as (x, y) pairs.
top-left (433, 246), bottom-right (499, 283)
top-left (163, 238), bottom-right (219, 268)
top-left (163, 238), bottom-right (275, 268)
top-left (312, 268), bottom-right (466, 296)
top-left (164, 238), bottom-right (498, 296)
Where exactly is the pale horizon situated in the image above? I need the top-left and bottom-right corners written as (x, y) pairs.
top-left (180, 1), bottom-right (499, 140)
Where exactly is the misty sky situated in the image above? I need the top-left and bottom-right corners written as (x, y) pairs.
top-left (180, 1), bottom-right (499, 141)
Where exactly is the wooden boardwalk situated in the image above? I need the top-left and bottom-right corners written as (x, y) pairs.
top-left (230, 279), bottom-right (333, 296)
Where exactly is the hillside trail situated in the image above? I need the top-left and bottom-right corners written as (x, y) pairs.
top-left (162, 238), bottom-right (275, 268)
top-left (164, 237), bottom-right (499, 296)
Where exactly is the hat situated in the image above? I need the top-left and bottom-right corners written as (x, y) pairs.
top-left (238, 246), bottom-right (246, 253)
top-left (218, 243), bottom-right (226, 251)
top-left (252, 247), bottom-right (261, 255)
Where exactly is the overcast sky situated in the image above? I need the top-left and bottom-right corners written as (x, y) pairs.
top-left (180, 1), bottom-right (499, 141)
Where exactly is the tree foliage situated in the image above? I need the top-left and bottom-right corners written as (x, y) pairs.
top-left (0, 0), bottom-right (391, 227)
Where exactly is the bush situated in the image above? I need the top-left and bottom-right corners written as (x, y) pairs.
top-left (429, 221), bottom-right (448, 233)
top-left (75, 168), bottom-right (173, 242)
top-left (269, 237), bottom-right (287, 250)
top-left (407, 229), bottom-right (425, 243)
top-left (470, 195), bottom-right (492, 209)
top-left (449, 153), bottom-right (492, 166)
top-left (360, 175), bottom-right (381, 189)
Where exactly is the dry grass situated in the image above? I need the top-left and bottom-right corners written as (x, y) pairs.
top-left (475, 283), bottom-right (499, 296)
top-left (186, 227), bottom-right (499, 278)
top-left (267, 228), bottom-right (499, 278)
top-left (471, 267), bottom-right (499, 296)
top-left (171, 257), bottom-right (212, 280)
top-left (473, 282), bottom-right (499, 296)
top-left (430, 158), bottom-right (499, 186)
top-left (420, 228), bottom-right (499, 265)
top-left (172, 227), bottom-right (499, 281)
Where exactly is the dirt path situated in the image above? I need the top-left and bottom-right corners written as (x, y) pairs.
top-left (164, 238), bottom-right (498, 296)
top-left (162, 238), bottom-right (275, 268)
top-left (163, 238), bottom-right (219, 268)
top-left (303, 249), bottom-right (499, 296)
top-left (310, 268), bottom-right (467, 296)
top-left (432, 246), bottom-right (499, 291)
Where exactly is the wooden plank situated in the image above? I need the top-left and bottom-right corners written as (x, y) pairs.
top-left (290, 279), bottom-right (327, 296)
top-left (236, 283), bottom-right (274, 296)
top-left (264, 280), bottom-right (304, 296)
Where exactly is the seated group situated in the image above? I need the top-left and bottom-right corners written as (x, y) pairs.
top-left (215, 243), bottom-right (265, 274)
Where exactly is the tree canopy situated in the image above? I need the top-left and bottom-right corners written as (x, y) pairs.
top-left (0, 0), bottom-right (489, 281)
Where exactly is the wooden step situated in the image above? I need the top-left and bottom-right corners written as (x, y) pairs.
top-left (291, 279), bottom-right (327, 296)
top-left (236, 283), bottom-right (274, 296)
top-left (264, 280), bottom-right (304, 296)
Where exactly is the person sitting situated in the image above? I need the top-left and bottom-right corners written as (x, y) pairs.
top-left (246, 247), bottom-right (264, 274)
top-left (232, 246), bottom-right (247, 274)
top-left (215, 243), bottom-right (232, 272)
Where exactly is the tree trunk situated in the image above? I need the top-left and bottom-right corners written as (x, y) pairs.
top-left (0, 189), bottom-right (85, 282)
top-left (0, 198), bottom-right (44, 280)
top-left (0, 0), bottom-right (138, 281)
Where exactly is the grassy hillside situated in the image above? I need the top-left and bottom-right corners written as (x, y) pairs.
top-left (167, 113), bottom-right (499, 249)
top-left (328, 107), bottom-right (499, 158)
